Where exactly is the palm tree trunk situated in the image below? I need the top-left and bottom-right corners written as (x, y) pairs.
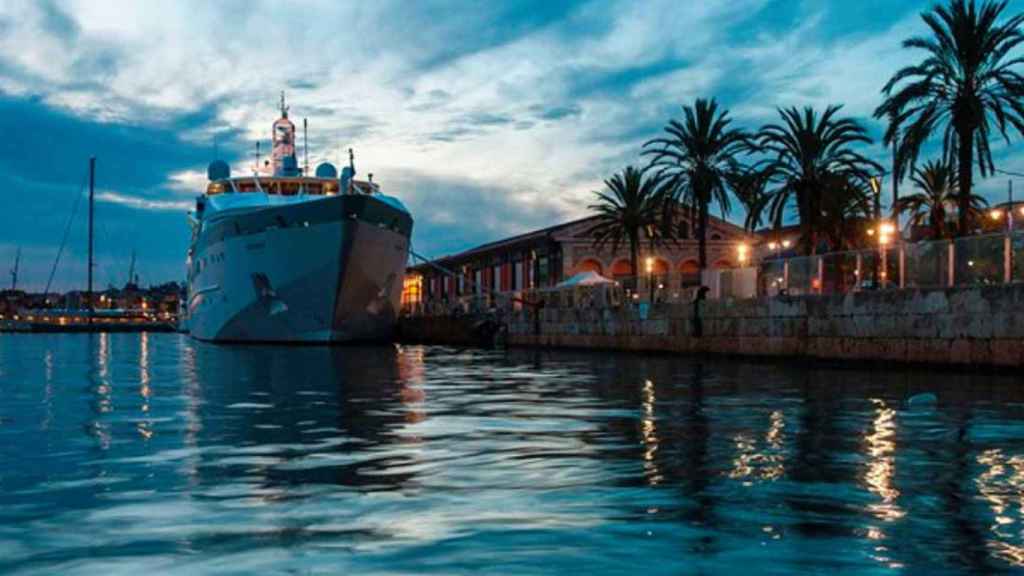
top-left (629, 230), bottom-right (640, 290)
top-left (957, 126), bottom-right (974, 236)
top-left (798, 189), bottom-right (813, 256)
top-left (697, 201), bottom-right (708, 271)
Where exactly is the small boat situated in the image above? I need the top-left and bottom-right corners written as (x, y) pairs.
top-left (0, 309), bottom-right (176, 333)
top-left (1, 159), bottom-right (178, 334)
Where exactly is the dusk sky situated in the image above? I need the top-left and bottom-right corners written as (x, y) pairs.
top-left (4, 0), bottom-right (1022, 291)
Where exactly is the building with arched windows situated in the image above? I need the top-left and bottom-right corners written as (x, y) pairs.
top-left (405, 210), bottom-right (754, 311)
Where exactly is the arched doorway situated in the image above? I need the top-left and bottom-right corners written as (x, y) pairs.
top-left (679, 259), bottom-right (700, 287)
top-left (648, 258), bottom-right (670, 290)
top-left (610, 259), bottom-right (634, 290)
top-left (573, 258), bottom-right (603, 276)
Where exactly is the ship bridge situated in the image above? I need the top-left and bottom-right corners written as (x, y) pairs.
top-left (206, 177), bottom-right (379, 197)
top-left (205, 92), bottom-right (379, 198)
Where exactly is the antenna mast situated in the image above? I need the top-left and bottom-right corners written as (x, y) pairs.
top-left (127, 250), bottom-right (136, 288)
top-left (303, 118), bottom-right (309, 176)
top-left (255, 141), bottom-right (261, 173)
top-left (87, 157), bottom-right (95, 325)
top-left (348, 148), bottom-right (355, 194)
top-left (9, 247), bottom-right (19, 291)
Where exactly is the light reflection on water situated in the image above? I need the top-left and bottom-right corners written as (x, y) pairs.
top-left (1, 334), bottom-right (1024, 574)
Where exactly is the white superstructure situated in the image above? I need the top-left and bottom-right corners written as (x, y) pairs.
top-left (184, 96), bottom-right (413, 342)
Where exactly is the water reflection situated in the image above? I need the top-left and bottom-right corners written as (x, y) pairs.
top-left (729, 408), bottom-right (786, 482)
top-left (184, 342), bottom-right (421, 493)
top-left (88, 332), bottom-right (113, 449)
top-left (864, 399), bottom-right (903, 523)
top-left (640, 379), bottom-right (661, 486)
top-left (1, 337), bottom-right (1024, 574)
top-left (977, 449), bottom-right (1024, 566)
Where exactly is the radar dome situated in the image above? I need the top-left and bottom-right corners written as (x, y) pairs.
top-left (207, 160), bottom-right (230, 181)
top-left (315, 162), bottom-right (338, 179)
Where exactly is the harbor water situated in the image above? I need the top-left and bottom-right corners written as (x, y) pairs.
top-left (1, 333), bottom-right (1023, 574)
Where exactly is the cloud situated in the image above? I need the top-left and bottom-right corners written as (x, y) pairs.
top-left (533, 104), bottom-right (582, 121)
top-left (8, 0), bottom-right (1024, 291)
top-left (96, 191), bottom-right (191, 212)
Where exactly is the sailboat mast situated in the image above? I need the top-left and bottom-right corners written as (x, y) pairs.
top-left (87, 157), bottom-right (95, 324)
top-left (128, 250), bottom-right (136, 287)
top-left (10, 247), bottom-right (19, 291)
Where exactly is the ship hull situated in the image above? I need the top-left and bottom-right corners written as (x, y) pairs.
top-left (187, 194), bottom-right (411, 343)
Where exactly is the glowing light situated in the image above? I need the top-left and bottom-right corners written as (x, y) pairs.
top-left (864, 400), bottom-right (904, 523)
top-left (879, 222), bottom-right (896, 235)
top-left (976, 449), bottom-right (1024, 566)
top-left (640, 379), bottom-right (661, 485)
top-left (768, 242), bottom-right (778, 250)
top-left (867, 229), bottom-right (875, 236)
top-left (645, 257), bottom-right (654, 274)
top-left (991, 209), bottom-right (1004, 220)
top-left (781, 240), bottom-right (792, 249)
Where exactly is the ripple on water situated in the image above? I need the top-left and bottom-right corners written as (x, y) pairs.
top-left (1, 336), bottom-right (1024, 575)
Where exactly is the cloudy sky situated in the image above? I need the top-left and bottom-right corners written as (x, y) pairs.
top-left (2, 0), bottom-right (1022, 291)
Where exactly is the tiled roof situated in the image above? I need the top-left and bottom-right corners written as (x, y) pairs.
top-left (416, 205), bottom-right (749, 268)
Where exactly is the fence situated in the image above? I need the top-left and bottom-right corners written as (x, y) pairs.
top-left (401, 232), bottom-right (1024, 318)
top-left (400, 275), bottom-right (708, 318)
top-left (755, 232), bottom-right (1020, 297)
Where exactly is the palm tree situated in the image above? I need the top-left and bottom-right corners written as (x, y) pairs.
top-left (754, 105), bottom-right (882, 255)
top-left (643, 98), bottom-right (749, 271)
top-left (875, 0), bottom-right (1024, 236)
top-left (587, 166), bottom-right (664, 283)
top-left (897, 160), bottom-right (988, 238)
top-left (726, 167), bottom-right (772, 233)
top-left (817, 174), bottom-right (874, 252)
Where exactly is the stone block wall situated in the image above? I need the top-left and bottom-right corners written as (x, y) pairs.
top-left (503, 285), bottom-right (1024, 367)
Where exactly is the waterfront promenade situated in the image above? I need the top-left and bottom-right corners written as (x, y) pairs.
top-left (401, 283), bottom-right (1024, 368)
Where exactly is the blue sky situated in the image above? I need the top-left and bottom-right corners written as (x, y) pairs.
top-left (2, 0), bottom-right (1022, 291)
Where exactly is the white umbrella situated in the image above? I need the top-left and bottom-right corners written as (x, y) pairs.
top-left (555, 271), bottom-right (616, 288)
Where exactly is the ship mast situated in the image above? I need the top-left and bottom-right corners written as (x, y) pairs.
top-left (9, 247), bottom-right (19, 291)
top-left (87, 157), bottom-right (95, 325)
top-left (128, 249), bottom-right (136, 287)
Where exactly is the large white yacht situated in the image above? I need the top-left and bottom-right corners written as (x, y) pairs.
top-left (185, 96), bottom-right (413, 342)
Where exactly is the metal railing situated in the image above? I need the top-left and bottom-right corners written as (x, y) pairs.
top-left (755, 232), bottom-right (1021, 297)
top-left (402, 231), bottom-right (1024, 317)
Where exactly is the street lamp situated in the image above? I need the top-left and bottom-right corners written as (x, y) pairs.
top-left (645, 256), bottom-right (655, 302)
top-left (766, 238), bottom-right (790, 259)
top-left (876, 220), bottom-right (896, 288)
